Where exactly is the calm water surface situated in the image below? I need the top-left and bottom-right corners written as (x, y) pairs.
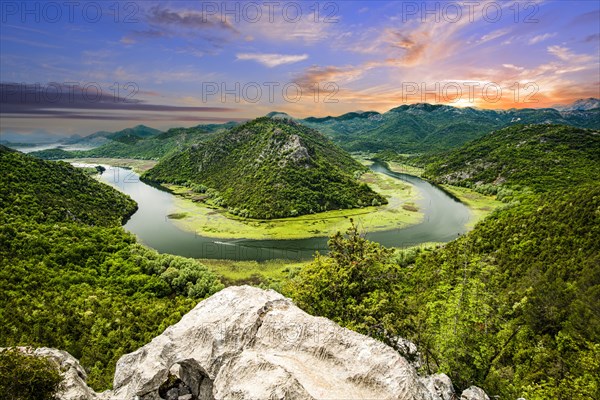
top-left (88, 162), bottom-right (470, 261)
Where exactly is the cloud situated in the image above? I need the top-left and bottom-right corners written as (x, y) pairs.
top-left (237, 5), bottom-right (334, 44)
top-left (146, 6), bottom-right (238, 34)
top-left (236, 53), bottom-right (308, 67)
top-left (0, 113), bottom-right (245, 123)
top-left (584, 33), bottom-right (600, 43)
top-left (478, 28), bottom-right (511, 44)
top-left (503, 64), bottom-right (524, 71)
top-left (386, 30), bottom-right (429, 66)
top-left (126, 4), bottom-right (334, 46)
top-left (528, 33), bottom-right (556, 45)
top-left (0, 83), bottom-right (236, 121)
top-left (547, 45), bottom-right (594, 63)
top-left (570, 10), bottom-right (600, 26)
top-left (120, 6), bottom-right (239, 48)
top-left (501, 37), bottom-right (514, 46)
top-left (295, 65), bottom-right (372, 89)
top-left (337, 9), bottom-right (479, 68)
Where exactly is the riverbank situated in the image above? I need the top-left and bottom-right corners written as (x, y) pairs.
top-left (439, 185), bottom-right (504, 228)
top-left (199, 241), bottom-right (443, 288)
top-left (199, 258), bottom-right (308, 287)
top-left (382, 161), bottom-right (425, 177)
top-left (67, 158), bottom-right (496, 257)
top-left (379, 159), bottom-right (502, 227)
top-left (165, 169), bottom-right (424, 240)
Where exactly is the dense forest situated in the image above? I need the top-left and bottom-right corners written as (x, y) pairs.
top-left (288, 184), bottom-right (600, 399)
top-left (286, 123), bottom-right (600, 399)
top-left (2, 118), bottom-right (599, 399)
top-left (1, 146), bottom-right (137, 226)
top-left (0, 146), bottom-right (223, 389)
top-left (418, 124), bottom-right (600, 194)
top-left (143, 117), bottom-right (386, 219)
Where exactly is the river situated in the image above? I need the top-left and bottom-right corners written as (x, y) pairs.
top-left (90, 162), bottom-right (470, 261)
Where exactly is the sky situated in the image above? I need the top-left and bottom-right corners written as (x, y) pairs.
top-left (1, 0), bottom-right (599, 138)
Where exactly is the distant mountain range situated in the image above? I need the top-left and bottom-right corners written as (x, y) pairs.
top-left (265, 99), bottom-right (600, 153)
top-left (299, 101), bottom-right (600, 153)
top-left (0, 130), bottom-right (62, 144)
top-left (60, 125), bottom-right (162, 146)
top-left (0, 125), bottom-right (162, 147)
top-left (29, 122), bottom-right (238, 160)
top-left (552, 97), bottom-right (600, 111)
top-left (22, 98), bottom-right (600, 157)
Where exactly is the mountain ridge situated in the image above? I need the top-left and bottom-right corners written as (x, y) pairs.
top-left (23, 101), bottom-right (600, 160)
top-left (300, 102), bottom-right (600, 153)
top-left (552, 97), bottom-right (600, 111)
top-left (29, 122), bottom-right (239, 161)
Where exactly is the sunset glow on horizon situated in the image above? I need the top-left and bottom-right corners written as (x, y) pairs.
top-left (1, 0), bottom-right (599, 138)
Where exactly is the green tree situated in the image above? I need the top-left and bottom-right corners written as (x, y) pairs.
top-left (286, 220), bottom-right (406, 345)
top-left (0, 349), bottom-right (62, 400)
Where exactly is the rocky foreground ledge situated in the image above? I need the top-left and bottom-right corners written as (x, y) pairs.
top-left (18, 286), bottom-right (491, 400)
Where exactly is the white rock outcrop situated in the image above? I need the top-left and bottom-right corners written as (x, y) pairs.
top-left (6, 347), bottom-right (100, 400)
top-left (110, 285), bottom-right (432, 400)
top-left (12, 286), bottom-right (493, 400)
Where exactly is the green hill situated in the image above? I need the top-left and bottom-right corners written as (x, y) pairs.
top-left (286, 123), bottom-right (600, 399)
top-left (143, 117), bottom-right (386, 219)
top-left (408, 183), bottom-right (600, 398)
top-left (105, 125), bottom-right (162, 144)
top-left (71, 125), bottom-right (213, 160)
top-left (59, 125), bottom-right (161, 147)
top-left (0, 146), bottom-right (223, 389)
top-left (0, 145), bottom-right (137, 226)
top-left (30, 122), bottom-right (238, 161)
top-left (419, 124), bottom-right (600, 194)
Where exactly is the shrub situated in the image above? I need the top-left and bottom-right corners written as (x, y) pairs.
top-left (0, 349), bottom-right (62, 400)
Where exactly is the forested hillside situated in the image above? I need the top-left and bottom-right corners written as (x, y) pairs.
top-left (143, 117), bottom-right (386, 219)
top-left (104, 124), bottom-right (162, 144)
top-left (289, 184), bottom-right (600, 399)
top-left (1, 145), bottom-right (137, 226)
top-left (286, 123), bottom-right (600, 399)
top-left (30, 122), bottom-right (237, 161)
top-left (26, 105), bottom-right (600, 159)
top-left (0, 146), bottom-right (223, 389)
top-left (409, 184), bottom-right (600, 398)
top-left (419, 124), bottom-right (600, 194)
